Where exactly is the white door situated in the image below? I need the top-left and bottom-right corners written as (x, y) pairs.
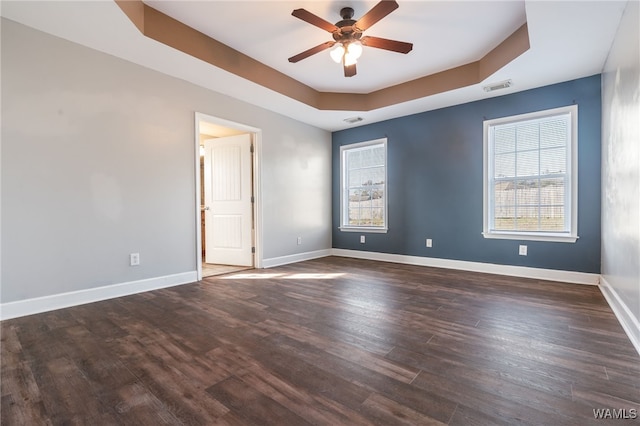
top-left (203, 134), bottom-right (253, 266)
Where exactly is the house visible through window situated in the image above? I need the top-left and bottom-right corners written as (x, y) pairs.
top-left (483, 105), bottom-right (578, 242)
top-left (340, 138), bottom-right (388, 232)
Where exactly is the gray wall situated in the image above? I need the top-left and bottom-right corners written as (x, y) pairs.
top-left (601, 1), bottom-right (640, 329)
top-left (332, 76), bottom-right (602, 273)
top-left (1, 19), bottom-right (332, 303)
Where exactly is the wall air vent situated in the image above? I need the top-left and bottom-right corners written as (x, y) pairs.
top-left (343, 116), bottom-right (364, 124)
top-left (483, 79), bottom-right (513, 92)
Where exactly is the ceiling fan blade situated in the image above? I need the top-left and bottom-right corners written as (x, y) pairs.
top-left (344, 63), bottom-right (357, 77)
top-left (288, 41), bottom-right (336, 63)
top-left (292, 9), bottom-right (339, 33)
top-left (355, 0), bottom-right (399, 32)
top-left (361, 36), bottom-right (413, 54)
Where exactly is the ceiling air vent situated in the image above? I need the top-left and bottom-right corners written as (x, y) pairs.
top-left (343, 116), bottom-right (364, 124)
top-left (483, 79), bottom-right (513, 92)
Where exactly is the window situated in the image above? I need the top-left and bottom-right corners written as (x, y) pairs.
top-left (340, 138), bottom-right (387, 232)
top-left (483, 105), bottom-right (578, 242)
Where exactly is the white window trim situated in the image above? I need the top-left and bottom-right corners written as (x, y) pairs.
top-left (340, 138), bottom-right (388, 233)
top-left (482, 105), bottom-right (578, 243)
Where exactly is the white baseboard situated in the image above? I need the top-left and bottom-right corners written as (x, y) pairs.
top-left (0, 251), bottom-right (605, 321)
top-left (599, 276), bottom-right (640, 356)
top-left (330, 249), bottom-right (600, 285)
top-left (0, 271), bottom-right (198, 321)
top-left (262, 249), bottom-right (332, 268)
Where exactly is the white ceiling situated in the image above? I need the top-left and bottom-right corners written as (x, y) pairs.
top-left (1, 0), bottom-right (627, 131)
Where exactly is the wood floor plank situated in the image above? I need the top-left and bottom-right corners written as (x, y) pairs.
top-left (410, 367), bottom-right (577, 425)
top-left (361, 392), bottom-right (449, 425)
top-left (234, 368), bottom-right (375, 425)
top-left (2, 256), bottom-right (638, 425)
top-left (205, 376), bottom-right (312, 426)
top-left (258, 332), bottom-right (459, 423)
top-left (257, 318), bottom-right (420, 383)
top-left (447, 403), bottom-right (517, 426)
top-left (0, 325), bottom-right (49, 425)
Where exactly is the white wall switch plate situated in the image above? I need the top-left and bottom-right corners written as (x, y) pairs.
top-left (519, 245), bottom-right (527, 256)
top-left (426, 238), bottom-right (433, 248)
top-left (360, 235), bottom-right (365, 244)
top-left (297, 237), bottom-right (302, 245)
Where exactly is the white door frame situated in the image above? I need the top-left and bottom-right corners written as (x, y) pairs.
top-left (194, 112), bottom-right (263, 280)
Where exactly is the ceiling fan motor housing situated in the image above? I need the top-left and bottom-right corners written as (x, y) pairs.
top-left (333, 7), bottom-right (361, 42)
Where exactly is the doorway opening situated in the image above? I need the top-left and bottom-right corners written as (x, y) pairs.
top-left (195, 113), bottom-right (262, 279)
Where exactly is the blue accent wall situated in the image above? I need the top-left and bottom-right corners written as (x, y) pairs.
top-left (332, 75), bottom-right (602, 273)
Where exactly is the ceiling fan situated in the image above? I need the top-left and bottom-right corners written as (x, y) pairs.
top-left (288, 0), bottom-right (413, 77)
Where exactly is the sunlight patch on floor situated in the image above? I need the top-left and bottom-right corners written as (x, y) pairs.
top-left (284, 273), bottom-right (346, 279)
top-left (221, 272), bottom-right (346, 280)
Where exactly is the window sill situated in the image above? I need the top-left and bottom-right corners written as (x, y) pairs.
top-left (482, 231), bottom-right (578, 243)
top-left (340, 226), bottom-right (388, 234)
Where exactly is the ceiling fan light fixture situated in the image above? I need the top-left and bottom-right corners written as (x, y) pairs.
top-left (342, 41), bottom-right (362, 66)
top-left (330, 44), bottom-right (345, 63)
top-left (343, 52), bottom-right (358, 66)
top-left (347, 41), bottom-right (363, 60)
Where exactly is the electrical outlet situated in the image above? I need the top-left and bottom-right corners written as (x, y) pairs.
top-left (426, 238), bottom-right (433, 248)
top-left (297, 236), bottom-right (302, 245)
top-left (360, 235), bottom-right (365, 244)
top-left (130, 253), bottom-right (140, 266)
top-left (519, 245), bottom-right (527, 256)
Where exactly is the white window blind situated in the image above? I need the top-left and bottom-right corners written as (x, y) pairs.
top-left (483, 105), bottom-right (578, 242)
top-left (340, 138), bottom-right (387, 232)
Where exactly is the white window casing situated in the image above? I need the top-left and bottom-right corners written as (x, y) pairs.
top-left (340, 138), bottom-right (388, 233)
top-left (483, 105), bottom-right (578, 243)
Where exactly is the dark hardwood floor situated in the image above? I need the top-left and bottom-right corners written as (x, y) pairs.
top-left (2, 257), bottom-right (639, 425)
